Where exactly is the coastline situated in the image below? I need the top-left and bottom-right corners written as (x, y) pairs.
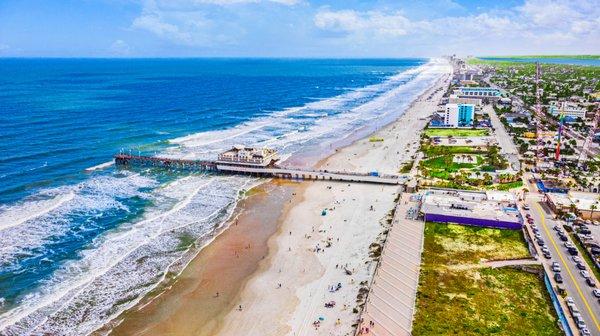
top-left (108, 59), bottom-right (451, 336)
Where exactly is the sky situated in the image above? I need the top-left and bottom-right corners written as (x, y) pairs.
top-left (0, 0), bottom-right (599, 57)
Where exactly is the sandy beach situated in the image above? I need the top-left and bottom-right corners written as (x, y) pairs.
top-left (110, 60), bottom-right (451, 336)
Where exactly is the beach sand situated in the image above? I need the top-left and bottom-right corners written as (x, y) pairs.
top-left (110, 62), bottom-right (451, 336)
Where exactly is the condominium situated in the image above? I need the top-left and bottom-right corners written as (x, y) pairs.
top-left (444, 103), bottom-right (475, 127)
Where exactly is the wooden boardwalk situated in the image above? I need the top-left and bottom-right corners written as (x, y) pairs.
top-left (114, 154), bottom-right (408, 186)
top-left (357, 193), bottom-right (425, 336)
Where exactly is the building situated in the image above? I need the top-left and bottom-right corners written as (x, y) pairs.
top-left (545, 191), bottom-right (600, 220)
top-left (454, 87), bottom-right (502, 101)
top-left (549, 101), bottom-right (586, 120)
top-left (502, 112), bottom-right (530, 123)
top-left (217, 145), bottom-right (279, 167)
top-left (420, 188), bottom-right (522, 230)
top-left (448, 94), bottom-right (482, 108)
top-left (536, 179), bottom-right (569, 193)
top-left (444, 103), bottom-right (475, 127)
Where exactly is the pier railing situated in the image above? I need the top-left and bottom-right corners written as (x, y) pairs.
top-left (114, 154), bottom-right (408, 186)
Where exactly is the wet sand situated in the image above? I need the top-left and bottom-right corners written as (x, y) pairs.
top-left (109, 181), bottom-right (302, 336)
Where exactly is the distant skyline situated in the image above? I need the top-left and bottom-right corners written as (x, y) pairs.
top-left (1, 0), bottom-right (599, 58)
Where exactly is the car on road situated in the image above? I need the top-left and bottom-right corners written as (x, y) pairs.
top-left (523, 204), bottom-right (530, 210)
top-left (580, 270), bottom-right (590, 278)
top-left (568, 247), bottom-right (579, 256)
top-left (580, 328), bottom-right (591, 336)
top-left (576, 262), bottom-right (586, 270)
top-left (554, 273), bottom-right (563, 283)
top-left (593, 289), bottom-right (600, 298)
top-left (535, 233), bottom-right (542, 240)
top-left (543, 251), bottom-right (551, 259)
top-left (537, 239), bottom-right (545, 246)
top-left (566, 242), bottom-right (575, 249)
top-left (566, 296), bottom-right (574, 304)
top-left (586, 278), bottom-right (596, 287)
top-left (559, 234), bottom-right (568, 242)
top-left (573, 256), bottom-right (582, 263)
top-left (552, 264), bottom-right (561, 272)
top-left (541, 246), bottom-right (549, 253)
top-left (576, 319), bottom-right (587, 330)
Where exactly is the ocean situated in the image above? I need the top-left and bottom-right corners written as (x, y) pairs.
top-left (0, 58), bottom-right (446, 334)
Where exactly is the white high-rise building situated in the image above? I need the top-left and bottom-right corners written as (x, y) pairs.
top-left (444, 103), bottom-right (475, 127)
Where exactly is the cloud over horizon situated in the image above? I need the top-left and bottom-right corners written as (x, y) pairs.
top-left (0, 0), bottom-right (598, 57)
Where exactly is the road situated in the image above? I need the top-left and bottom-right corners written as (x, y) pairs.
top-left (484, 104), bottom-right (521, 171)
top-left (525, 195), bottom-right (600, 335)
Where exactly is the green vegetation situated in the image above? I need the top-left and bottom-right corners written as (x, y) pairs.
top-left (420, 145), bottom-right (486, 157)
top-left (424, 128), bottom-right (489, 137)
top-left (486, 180), bottom-right (524, 191)
top-left (399, 160), bottom-right (414, 173)
top-left (412, 222), bottom-right (561, 336)
top-left (479, 55), bottom-right (600, 60)
top-left (419, 144), bottom-right (512, 189)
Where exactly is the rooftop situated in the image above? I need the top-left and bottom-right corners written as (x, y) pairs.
top-left (420, 189), bottom-right (520, 225)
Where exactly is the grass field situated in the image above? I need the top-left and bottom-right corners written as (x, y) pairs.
top-left (424, 128), bottom-right (489, 137)
top-left (412, 222), bottom-right (561, 336)
top-left (421, 145), bottom-right (486, 157)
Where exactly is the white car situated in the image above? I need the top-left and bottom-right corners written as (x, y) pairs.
top-left (566, 296), bottom-right (575, 304)
top-left (580, 270), bottom-right (590, 278)
top-left (593, 289), bottom-right (600, 298)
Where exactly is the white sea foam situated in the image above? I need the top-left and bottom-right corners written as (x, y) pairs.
top-left (0, 58), bottom-right (451, 335)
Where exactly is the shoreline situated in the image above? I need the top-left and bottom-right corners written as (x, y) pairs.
top-left (108, 59), bottom-right (451, 336)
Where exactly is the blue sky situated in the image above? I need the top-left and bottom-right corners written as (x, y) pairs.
top-left (0, 0), bottom-right (598, 57)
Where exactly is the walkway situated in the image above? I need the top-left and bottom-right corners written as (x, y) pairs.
top-left (357, 193), bottom-right (425, 336)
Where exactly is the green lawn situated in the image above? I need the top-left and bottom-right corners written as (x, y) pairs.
top-left (424, 128), bottom-right (489, 137)
top-left (421, 145), bottom-right (487, 157)
top-left (487, 181), bottom-right (524, 191)
top-left (421, 155), bottom-right (481, 172)
top-left (412, 223), bottom-right (561, 336)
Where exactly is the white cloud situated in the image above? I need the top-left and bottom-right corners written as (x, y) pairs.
top-left (133, 14), bottom-right (194, 44)
top-left (109, 40), bottom-right (132, 56)
top-left (313, 0), bottom-right (600, 55)
top-left (314, 10), bottom-right (412, 37)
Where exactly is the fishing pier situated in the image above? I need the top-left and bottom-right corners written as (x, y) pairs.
top-left (114, 146), bottom-right (407, 186)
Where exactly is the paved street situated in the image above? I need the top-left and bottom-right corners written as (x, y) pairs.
top-left (525, 195), bottom-right (600, 335)
top-left (484, 104), bottom-right (520, 171)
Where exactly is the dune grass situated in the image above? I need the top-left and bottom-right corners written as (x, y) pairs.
top-left (412, 222), bottom-right (561, 336)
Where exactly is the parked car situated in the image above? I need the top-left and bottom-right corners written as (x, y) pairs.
top-left (523, 204), bottom-right (530, 210)
top-left (580, 328), bottom-right (591, 336)
top-left (543, 251), bottom-right (552, 259)
top-left (566, 296), bottom-right (574, 305)
top-left (593, 289), bottom-right (600, 298)
top-left (552, 264), bottom-right (561, 272)
top-left (568, 248), bottom-right (579, 256)
top-left (559, 235), bottom-right (568, 242)
top-left (537, 239), bottom-right (545, 246)
top-left (576, 262), bottom-right (587, 270)
top-left (586, 278), bottom-right (596, 287)
top-left (591, 247), bottom-right (600, 255)
top-left (554, 273), bottom-right (563, 283)
top-left (580, 270), bottom-right (590, 278)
